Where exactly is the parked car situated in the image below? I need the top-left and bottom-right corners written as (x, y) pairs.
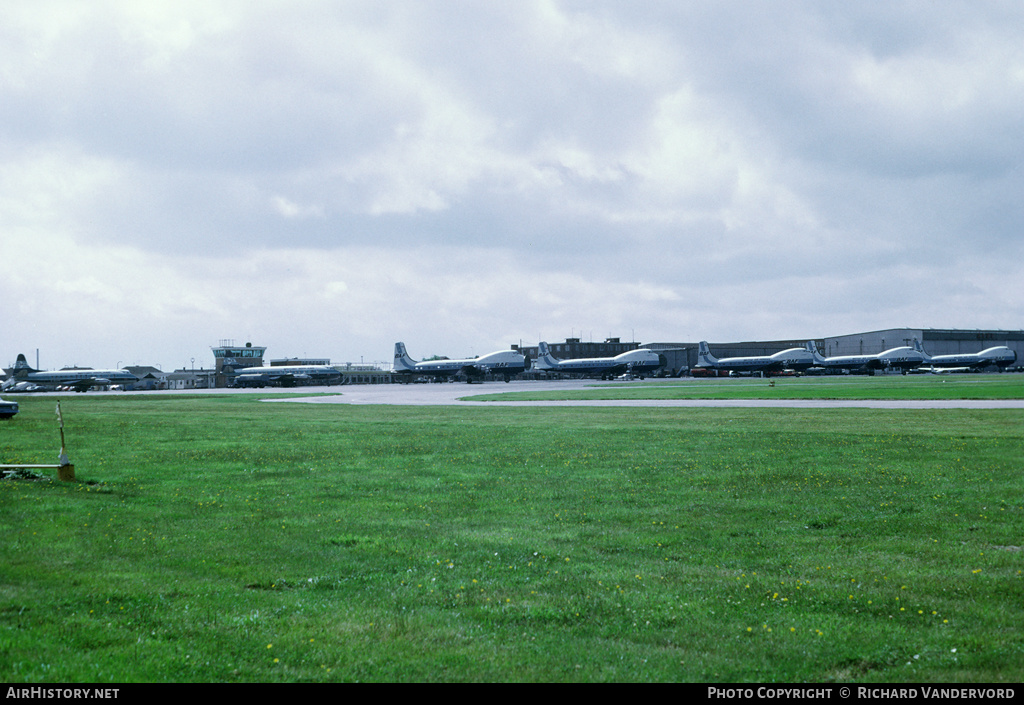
top-left (0, 397), bottom-right (19, 419)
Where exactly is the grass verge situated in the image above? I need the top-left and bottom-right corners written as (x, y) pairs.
top-left (465, 373), bottom-right (1024, 402)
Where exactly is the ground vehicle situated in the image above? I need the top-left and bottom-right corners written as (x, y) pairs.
top-left (0, 397), bottom-right (19, 419)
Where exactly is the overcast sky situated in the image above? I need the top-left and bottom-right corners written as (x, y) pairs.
top-left (3, 1), bottom-right (1023, 371)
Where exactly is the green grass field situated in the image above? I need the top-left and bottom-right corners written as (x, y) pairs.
top-left (1, 386), bottom-right (1022, 682)
top-left (467, 372), bottom-right (1024, 402)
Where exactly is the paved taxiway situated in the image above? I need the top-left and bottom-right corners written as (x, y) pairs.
top-left (263, 379), bottom-right (1024, 409)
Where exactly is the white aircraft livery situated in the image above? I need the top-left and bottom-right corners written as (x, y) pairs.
top-left (533, 342), bottom-right (665, 379)
top-left (913, 340), bottom-right (1017, 370)
top-left (697, 341), bottom-right (815, 375)
top-left (393, 342), bottom-right (526, 382)
top-left (232, 364), bottom-right (344, 387)
top-left (809, 341), bottom-right (925, 374)
top-left (4, 354), bottom-right (139, 392)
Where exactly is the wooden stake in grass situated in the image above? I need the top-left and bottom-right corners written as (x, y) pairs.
top-left (55, 402), bottom-right (74, 481)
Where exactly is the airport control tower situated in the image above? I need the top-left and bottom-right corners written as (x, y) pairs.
top-left (212, 340), bottom-right (267, 388)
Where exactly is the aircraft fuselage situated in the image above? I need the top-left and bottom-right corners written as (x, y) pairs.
top-left (232, 365), bottom-right (343, 387)
top-left (394, 343), bottom-right (526, 382)
top-left (811, 345), bottom-right (925, 373)
top-left (534, 345), bottom-right (665, 378)
top-left (698, 342), bottom-right (814, 374)
top-left (923, 346), bottom-right (1017, 369)
top-left (10, 356), bottom-right (139, 392)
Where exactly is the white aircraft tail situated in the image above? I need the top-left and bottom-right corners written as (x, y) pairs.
top-left (697, 341), bottom-right (718, 367)
top-left (912, 338), bottom-right (931, 362)
top-left (806, 341), bottom-right (827, 365)
top-left (534, 342), bottom-right (561, 371)
top-left (12, 354), bottom-right (35, 378)
top-left (393, 342), bottom-right (417, 372)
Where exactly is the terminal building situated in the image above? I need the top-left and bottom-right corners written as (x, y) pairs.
top-left (212, 341), bottom-right (268, 388)
top-left (516, 338), bottom-right (640, 361)
top-left (210, 341), bottom-right (392, 386)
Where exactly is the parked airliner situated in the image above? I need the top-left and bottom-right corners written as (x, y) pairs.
top-left (809, 341), bottom-right (925, 374)
top-left (912, 340), bottom-right (1017, 370)
top-left (393, 343), bottom-right (526, 382)
top-left (231, 364), bottom-right (344, 387)
top-left (534, 342), bottom-right (665, 379)
top-left (696, 341), bottom-right (815, 375)
top-left (4, 354), bottom-right (138, 392)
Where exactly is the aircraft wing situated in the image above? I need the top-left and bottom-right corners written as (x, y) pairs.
top-left (70, 378), bottom-right (101, 392)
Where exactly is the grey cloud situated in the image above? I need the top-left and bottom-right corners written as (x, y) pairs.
top-left (3, 1), bottom-right (1022, 368)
